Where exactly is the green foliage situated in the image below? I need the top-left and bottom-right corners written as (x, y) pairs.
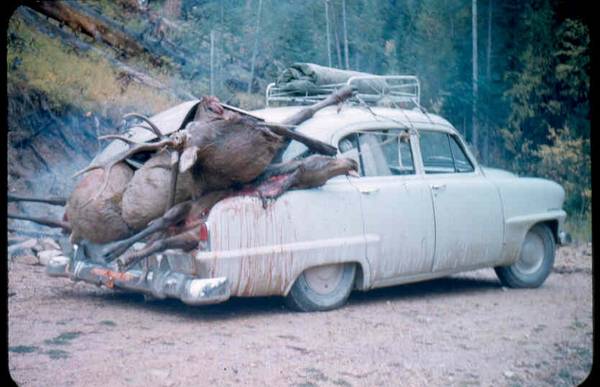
top-left (536, 127), bottom-right (590, 215)
top-left (7, 0), bottom-right (591, 237)
top-left (498, 4), bottom-right (590, 223)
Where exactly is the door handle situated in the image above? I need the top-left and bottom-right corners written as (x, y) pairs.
top-left (431, 183), bottom-right (446, 192)
top-left (359, 186), bottom-right (380, 195)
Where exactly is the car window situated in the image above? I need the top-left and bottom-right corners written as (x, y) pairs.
top-left (420, 130), bottom-right (474, 174)
top-left (339, 129), bottom-right (414, 176)
top-left (449, 135), bottom-right (475, 172)
top-left (280, 141), bottom-right (309, 162)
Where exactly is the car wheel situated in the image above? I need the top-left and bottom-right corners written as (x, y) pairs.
top-left (285, 263), bottom-right (356, 312)
top-left (495, 223), bottom-right (556, 288)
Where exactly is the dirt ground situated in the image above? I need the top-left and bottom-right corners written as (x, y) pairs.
top-left (8, 243), bottom-right (593, 387)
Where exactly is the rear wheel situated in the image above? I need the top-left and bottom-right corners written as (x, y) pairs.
top-left (495, 223), bottom-right (556, 288)
top-left (285, 263), bottom-right (356, 312)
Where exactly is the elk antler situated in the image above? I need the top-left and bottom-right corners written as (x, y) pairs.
top-left (72, 138), bottom-right (179, 206)
top-left (72, 138), bottom-right (178, 178)
top-left (118, 113), bottom-right (183, 212)
top-left (72, 114), bottom-right (184, 205)
top-left (121, 112), bottom-right (164, 139)
top-left (97, 134), bottom-right (151, 145)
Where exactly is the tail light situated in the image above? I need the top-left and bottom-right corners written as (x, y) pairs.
top-left (198, 222), bottom-right (209, 242)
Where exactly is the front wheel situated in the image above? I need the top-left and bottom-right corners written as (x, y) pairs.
top-left (285, 263), bottom-right (356, 312)
top-left (495, 223), bottom-right (556, 288)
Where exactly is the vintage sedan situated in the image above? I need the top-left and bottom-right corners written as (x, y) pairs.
top-left (47, 80), bottom-right (569, 312)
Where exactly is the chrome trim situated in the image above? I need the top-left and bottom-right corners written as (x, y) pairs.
top-left (46, 247), bottom-right (230, 306)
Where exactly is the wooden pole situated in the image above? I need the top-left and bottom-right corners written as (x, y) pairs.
top-left (247, 0), bottom-right (263, 94)
top-left (342, 0), bottom-right (350, 69)
top-left (325, 0), bottom-right (332, 67)
top-left (472, 0), bottom-right (479, 154)
top-left (210, 29), bottom-right (215, 95)
top-left (332, 2), bottom-right (342, 68)
top-left (484, 0), bottom-right (492, 164)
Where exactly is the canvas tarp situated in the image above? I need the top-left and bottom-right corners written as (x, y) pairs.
top-left (275, 63), bottom-right (389, 95)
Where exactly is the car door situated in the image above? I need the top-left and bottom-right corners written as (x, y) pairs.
top-left (338, 128), bottom-right (436, 286)
top-left (417, 129), bottom-right (504, 272)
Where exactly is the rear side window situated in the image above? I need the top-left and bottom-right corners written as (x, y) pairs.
top-left (419, 131), bottom-right (474, 174)
top-left (339, 129), bottom-right (415, 176)
top-left (449, 135), bottom-right (474, 172)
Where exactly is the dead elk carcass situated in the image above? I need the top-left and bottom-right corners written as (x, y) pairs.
top-left (8, 85), bottom-right (355, 264)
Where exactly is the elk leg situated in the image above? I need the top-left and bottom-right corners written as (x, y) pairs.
top-left (256, 168), bottom-right (302, 209)
top-left (116, 228), bottom-right (200, 272)
top-left (100, 200), bottom-right (192, 262)
top-left (7, 211), bottom-right (71, 233)
top-left (258, 159), bottom-right (303, 181)
top-left (165, 150), bottom-right (180, 212)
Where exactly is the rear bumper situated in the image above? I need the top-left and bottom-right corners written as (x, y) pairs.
top-left (46, 245), bottom-right (230, 306)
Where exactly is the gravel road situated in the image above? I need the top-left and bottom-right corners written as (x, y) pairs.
top-left (8, 243), bottom-right (593, 386)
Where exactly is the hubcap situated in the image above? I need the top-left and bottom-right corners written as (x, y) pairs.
top-left (515, 230), bottom-right (545, 275)
top-left (303, 264), bottom-right (344, 295)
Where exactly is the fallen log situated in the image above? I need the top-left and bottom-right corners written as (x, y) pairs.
top-left (7, 238), bottom-right (38, 256)
top-left (8, 236), bottom-right (28, 245)
top-left (8, 193), bottom-right (67, 206)
top-left (23, 0), bottom-right (176, 67)
top-left (17, 7), bottom-right (195, 101)
top-left (7, 211), bottom-right (71, 232)
top-left (8, 226), bottom-right (63, 239)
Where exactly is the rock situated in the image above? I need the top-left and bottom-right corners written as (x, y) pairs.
top-left (37, 249), bottom-right (63, 266)
top-left (503, 370), bottom-right (515, 379)
top-left (49, 256), bottom-right (69, 266)
top-left (18, 255), bottom-right (40, 266)
top-left (8, 239), bottom-right (38, 257)
top-left (37, 237), bottom-right (61, 251)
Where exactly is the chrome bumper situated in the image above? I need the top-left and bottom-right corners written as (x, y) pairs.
top-left (46, 245), bottom-right (230, 306)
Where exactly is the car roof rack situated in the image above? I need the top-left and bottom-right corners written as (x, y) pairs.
top-left (266, 75), bottom-right (420, 109)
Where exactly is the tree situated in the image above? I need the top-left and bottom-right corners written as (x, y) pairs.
top-left (247, 0), bottom-right (263, 94)
top-left (324, 0), bottom-right (332, 67)
top-left (342, 0), bottom-right (349, 69)
top-left (472, 0), bottom-right (478, 154)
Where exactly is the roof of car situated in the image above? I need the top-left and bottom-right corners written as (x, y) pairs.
top-left (251, 105), bottom-right (457, 143)
top-left (94, 100), bottom-right (458, 164)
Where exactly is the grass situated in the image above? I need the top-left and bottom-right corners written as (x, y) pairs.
top-left (9, 345), bottom-right (39, 354)
top-left (564, 211), bottom-right (591, 244)
top-left (45, 349), bottom-right (70, 360)
top-left (7, 11), bottom-right (181, 120)
top-left (43, 331), bottom-right (82, 346)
